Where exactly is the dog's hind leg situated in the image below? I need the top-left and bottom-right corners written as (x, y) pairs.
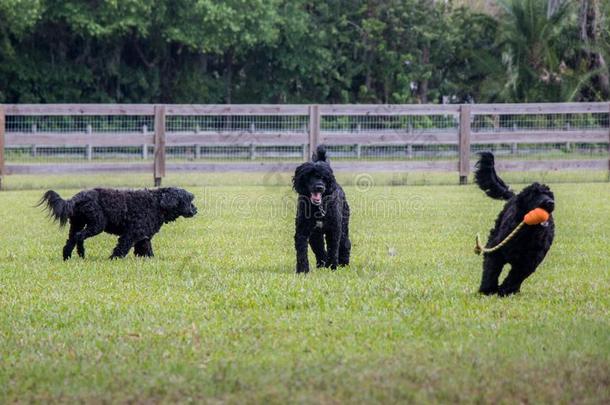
top-left (134, 239), bottom-right (154, 258)
top-left (479, 254), bottom-right (504, 295)
top-left (338, 219), bottom-right (350, 267)
top-left (63, 220), bottom-right (84, 260)
top-left (309, 231), bottom-right (326, 268)
top-left (70, 221), bottom-right (87, 258)
top-left (498, 263), bottom-right (537, 296)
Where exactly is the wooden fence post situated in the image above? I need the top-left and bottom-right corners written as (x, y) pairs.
top-left (154, 105), bottom-right (166, 187)
top-left (458, 104), bottom-right (471, 185)
top-left (86, 124), bottom-right (93, 161)
top-left (142, 124), bottom-right (149, 160)
top-left (0, 105), bottom-right (4, 190)
top-left (308, 104), bottom-right (320, 160)
top-left (604, 105), bottom-right (610, 181)
top-left (31, 124), bottom-right (37, 157)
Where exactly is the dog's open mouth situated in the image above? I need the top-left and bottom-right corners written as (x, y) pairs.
top-left (310, 192), bottom-right (322, 205)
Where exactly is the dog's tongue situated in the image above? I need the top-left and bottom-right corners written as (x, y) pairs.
top-left (310, 192), bottom-right (322, 204)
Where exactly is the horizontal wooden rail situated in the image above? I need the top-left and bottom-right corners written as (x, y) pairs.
top-left (471, 130), bottom-right (609, 144)
top-left (319, 104), bottom-right (460, 115)
top-left (6, 132), bottom-right (154, 146)
top-left (166, 104), bottom-right (309, 116)
top-left (166, 161), bottom-right (459, 172)
top-left (6, 130), bottom-right (609, 148)
top-left (166, 131), bottom-right (307, 145)
top-left (4, 104), bottom-right (156, 116)
top-left (471, 102), bottom-right (610, 115)
top-left (6, 162), bottom-right (153, 174)
top-left (319, 131), bottom-right (457, 145)
top-left (8, 159), bottom-right (606, 175)
top-left (5, 102), bottom-right (610, 117)
top-left (491, 159), bottom-right (608, 171)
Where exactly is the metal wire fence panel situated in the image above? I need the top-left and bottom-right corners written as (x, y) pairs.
top-left (320, 114), bottom-right (459, 161)
top-left (6, 115), bottom-right (154, 132)
top-left (471, 112), bottom-right (610, 160)
top-left (165, 115), bottom-right (308, 161)
top-left (5, 114), bottom-right (154, 163)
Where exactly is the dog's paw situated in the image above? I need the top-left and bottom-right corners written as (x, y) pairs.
top-left (478, 286), bottom-right (498, 296)
top-left (497, 287), bottom-right (520, 297)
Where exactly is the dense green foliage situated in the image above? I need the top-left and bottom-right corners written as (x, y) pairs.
top-left (1, 0), bottom-right (610, 103)
top-left (0, 176), bottom-right (609, 402)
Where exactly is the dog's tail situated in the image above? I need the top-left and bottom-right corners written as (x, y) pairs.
top-left (38, 190), bottom-right (73, 227)
top-left (312, 144), bottom-right (327, 162)
top-left (474, 152), bottom-right (515, 200)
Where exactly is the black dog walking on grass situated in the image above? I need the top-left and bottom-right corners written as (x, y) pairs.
top-left (40, 187), bottom-right (197, 260)
top-left (474, 152), bottom-right (555, 296)
top-left (293, 145), bottom-right (351, 273)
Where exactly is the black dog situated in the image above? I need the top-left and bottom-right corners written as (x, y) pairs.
top-left (292, 145), bottom-right (351, 273)
top-left (475, 152), bottom-right (555, 296)
top-left (40, 187), bottom-right (197, 260)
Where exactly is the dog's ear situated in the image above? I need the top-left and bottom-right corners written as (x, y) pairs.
top-left (292, 163), bottom-right (310, 195)
top-left (160, 189), bottom-right (180, 211)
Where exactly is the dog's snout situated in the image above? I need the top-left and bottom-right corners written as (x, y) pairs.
top-left (541, 199), bottom-right (555, 212)
top-left (314, 183), bottom-right (325, 192)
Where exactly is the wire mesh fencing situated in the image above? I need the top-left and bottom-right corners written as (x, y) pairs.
top-left (320, 113), bottom-right (459, 161)
top-left (5, 114), bottom-right (155, 164)
top-left (471, 111), bottom-right (609, 161)
top-left (165, 114), bottom-right (309, 162)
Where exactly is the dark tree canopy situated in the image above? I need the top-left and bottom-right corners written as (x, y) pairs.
top-left (1, 0), bottom-right (608, 103)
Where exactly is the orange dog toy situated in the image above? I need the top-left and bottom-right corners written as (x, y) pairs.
top-left (523, 208), bottom-right (550, 225)
top-left (475, 208), bottom-right (551, 255)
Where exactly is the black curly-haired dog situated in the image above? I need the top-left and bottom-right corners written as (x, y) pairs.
top-left (475, 152), bottom-right (555, 296)
top-left (292, 145), bottom-right (351, 273)
top-left (39, 187), bottom-right (197, 260)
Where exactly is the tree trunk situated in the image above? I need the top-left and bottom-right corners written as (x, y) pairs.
top-left (418, 46), bottom-right (429, 104)
top-left (579, 0), bottom-right (610, 97)
top-left (224, 49), bottom-right (234, 103)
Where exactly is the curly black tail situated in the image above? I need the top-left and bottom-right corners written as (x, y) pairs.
top-left (38, 190), bottom-right (73, 227)
top-left (474, 152), bottom-right (515, 200)
top-left (312, 144), bottom-right (327, 162)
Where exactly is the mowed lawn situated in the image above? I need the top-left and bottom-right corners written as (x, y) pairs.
top-left (0, 176), bottom-right (609, 403)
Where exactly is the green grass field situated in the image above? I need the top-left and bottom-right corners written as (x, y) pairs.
top-left (0, 174), bottom-right (609, 403)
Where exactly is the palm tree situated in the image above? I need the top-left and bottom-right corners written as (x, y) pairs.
top-left (479, 0), bottom-right (599, 102)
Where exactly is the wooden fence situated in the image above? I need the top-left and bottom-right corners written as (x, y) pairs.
top-left (1, 103), bottom-right (609, 189)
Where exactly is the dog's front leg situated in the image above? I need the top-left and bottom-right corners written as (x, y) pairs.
top-left (309, 231), bottom-right (327, 268)
top-left (110, 234), bottom-right (135, 259)
top-left (479, 254), bottom-right (504, 295)
top-left (325, 229), bottom-right (341, 270)
top-left (295, 232), bottom-right (310, 273)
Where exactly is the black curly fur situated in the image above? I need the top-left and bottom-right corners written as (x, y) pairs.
top-left (292, 145), bottom-right (351, 273)
top-left (475, 152), bottom-right (555, 296)
top-left (40, 187), bottom-right (197, 260)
